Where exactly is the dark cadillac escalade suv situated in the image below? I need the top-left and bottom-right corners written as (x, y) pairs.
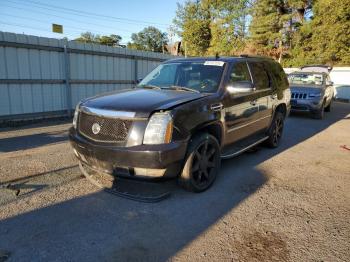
top-left (69, 56), bottom-right (291, 192)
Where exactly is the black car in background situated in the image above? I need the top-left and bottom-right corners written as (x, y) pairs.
top-left (69, 56), bottom-right (291, 192)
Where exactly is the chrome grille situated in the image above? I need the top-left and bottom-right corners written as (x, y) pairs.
top-left (291, 92), bottom-right (307, 99)
top-left (78, 112), bottom-right (132, 143)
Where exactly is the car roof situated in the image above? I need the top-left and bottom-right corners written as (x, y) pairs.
top-left (165, 55), bottom-right (275, 64)
top-left (290, 71), bottom-right (328, 76)
top-left (300, 65), bottom-right (332, 73)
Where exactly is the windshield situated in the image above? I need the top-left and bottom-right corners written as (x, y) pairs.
top-left (288, 73), bottom-right (324, 86)
top-left (137, 61), bottom-right (225, 93)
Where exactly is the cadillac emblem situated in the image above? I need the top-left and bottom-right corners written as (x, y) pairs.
top-left (92, 123), bottom-right (101, 135)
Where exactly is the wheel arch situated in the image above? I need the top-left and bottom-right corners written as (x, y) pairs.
top-left (190, 121), bottom-right (224, 146)
top-left (274, 103), bottom-right (287, 118)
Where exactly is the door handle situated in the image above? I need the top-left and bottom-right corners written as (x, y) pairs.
top-left (250, 100), bottom-right (257, 106)
top-left (210, 103), bottom-right (223, 111)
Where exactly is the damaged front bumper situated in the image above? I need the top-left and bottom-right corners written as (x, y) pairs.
top-left (69, 127), bottom-right (187, 179)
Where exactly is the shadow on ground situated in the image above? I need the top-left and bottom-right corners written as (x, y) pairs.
top-left (0, 130), bottom-right (68, 153)
top-left (0, 102), bottom-right (349, 261)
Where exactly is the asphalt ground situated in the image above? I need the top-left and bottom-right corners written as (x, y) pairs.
top-left (0, 102), bottom-right (349, 262)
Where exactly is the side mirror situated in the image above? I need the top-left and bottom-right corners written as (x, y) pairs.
top-left (227, 82), bottom-right (255, 94)
top-left (326, 81), bottom-right (333, 86)
top-left (136, 78), bottom-right (143, 84)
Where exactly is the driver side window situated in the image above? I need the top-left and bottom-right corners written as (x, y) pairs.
top-left (148, 64), bottom-right (176, 87)
top-left (229, 62), bottom-right (252, 84)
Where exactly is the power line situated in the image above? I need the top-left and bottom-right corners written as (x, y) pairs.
top-left (0, 20), bottom-right (129, 45)
top-left (0, 13), bottom-right (131, 38)
top-left (22, 0), bottom-right (171, 26)
top-left (3, 0), bottom-right (170, 28)
top-left (1, 4), bottom-right (137, 33)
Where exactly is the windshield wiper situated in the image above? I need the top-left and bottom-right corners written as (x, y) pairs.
top-left (137, 84), bottom-right (161, 90)
top-left (165, 85), bottom-right (200, 93)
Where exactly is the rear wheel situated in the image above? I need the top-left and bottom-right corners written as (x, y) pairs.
top-left (178, 133), bottom-right (221, 192)
top-left (265, 111), bottom-right (284, 148)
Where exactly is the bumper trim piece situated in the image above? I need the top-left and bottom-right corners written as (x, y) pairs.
top-left (80, 106), bottom-right (138, 119)
top-left (79, 162), bottom-right (171, 203)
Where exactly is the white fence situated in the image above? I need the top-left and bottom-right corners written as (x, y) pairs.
top-left (284, 67), bottom-right (350, 100)
top-left (0, 31), bottom-right (174, 121)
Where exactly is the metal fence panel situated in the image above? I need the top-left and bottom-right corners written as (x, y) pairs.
top-left (0, 31), bottom-right (174, 120)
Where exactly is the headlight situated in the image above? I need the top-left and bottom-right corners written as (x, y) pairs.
top-left (143, 112), bottom-right (173, 144)
top-left (72, 103), bottom-right (81, 129)
top-left (309, 93), bottom-right (322, 98)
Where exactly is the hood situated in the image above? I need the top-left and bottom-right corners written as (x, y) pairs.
top-left (290, 84), bottom-right (325, 94)
top-left (82, 88), bottom-right (208, 118)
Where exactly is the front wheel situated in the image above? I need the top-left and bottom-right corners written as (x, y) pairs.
top-left (324, 99), bottom-right (332, 112)
top-left (265, 111), bottom-right (284, 148)
top-left (312, 101), bottom-right (325, 119)
top-left (178, 133), bottom-right (221, 192)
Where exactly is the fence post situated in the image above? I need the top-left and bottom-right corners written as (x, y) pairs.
top-left (63, 45), bottom-right (72, 116)
top-left (134, 57), bottom-right (138, 83)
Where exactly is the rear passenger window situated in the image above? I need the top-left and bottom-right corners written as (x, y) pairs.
top-left (248, 62), bottom-right (270, 90)
top-left (264, 61), bottom-right (289, 90)
top-left (229, 62), bottom-right (251, 83)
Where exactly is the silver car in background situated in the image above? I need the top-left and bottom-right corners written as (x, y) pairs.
top-left (288, 65), bottom-right (334, 119)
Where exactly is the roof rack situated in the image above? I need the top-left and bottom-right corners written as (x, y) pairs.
top-left (239, 54), bottom-right (274, 60)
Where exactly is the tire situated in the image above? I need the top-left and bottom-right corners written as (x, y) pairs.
top-left (312, 101), bottom-right (325, 119)
top-left (178, 133), bottom-right (221, 192)
top-left (265, 111), bottom-right (284, 148)
top-left (324, 99), bottom-right (331, 112)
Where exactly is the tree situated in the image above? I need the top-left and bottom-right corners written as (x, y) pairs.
top-left (75, 32), bottom-right (122, 46)
top-left (173, 0), bottom-right (211, 56)
top-left (127, 26), bottom-right (168, 52)
top-left (75, 32), bottom-right (100, 43)
top-left (173, 0), bottom-right (251, 56)
top-left (247, 0), bottom-right (315, 63)
top-left (306, 0), bottom-right (350, 65)
top-left (173, 0), bottom-right (349, 66)
top-left (99, 34), bottom-right (122, 46)
top-left (247, 0), bottom-right (291, 61)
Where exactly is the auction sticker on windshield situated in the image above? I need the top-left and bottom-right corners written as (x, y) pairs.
top-left (204, 61), bottom-right (225, 66)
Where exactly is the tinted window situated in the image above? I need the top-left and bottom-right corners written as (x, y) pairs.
top-left (264, 61), bottom-right (289, 90)
top-left (229, 62), bottom-right (251, 83)
top-left (248, 62), bottom-right (270, 90)
top-left (138, 62), bottom-right (225, 93)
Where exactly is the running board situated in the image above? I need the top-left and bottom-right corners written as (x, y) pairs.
top-left (79, 162), bottom-right (171, 203)
top-left (221, 136), bottom-right (269, 159)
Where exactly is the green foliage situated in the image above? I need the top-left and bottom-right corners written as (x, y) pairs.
top-left (174, 0), bottom-right (250, 56)
top-left (99, 35), bottom-right (122, 46)
top-left (248, 0), bottom-right (287, 58)
top-left (173, 1), bottom-right (211, 56)
top-left (306, 0), bottom-right (350, 65)
top-left (127, 26), bottom-right (168, 52)
top-left (208, 0), bottom-right (250, 55)
top-left (75, 32), bottom-right (122, 46)
top-left (75, 32), bottom-right (99, 43)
